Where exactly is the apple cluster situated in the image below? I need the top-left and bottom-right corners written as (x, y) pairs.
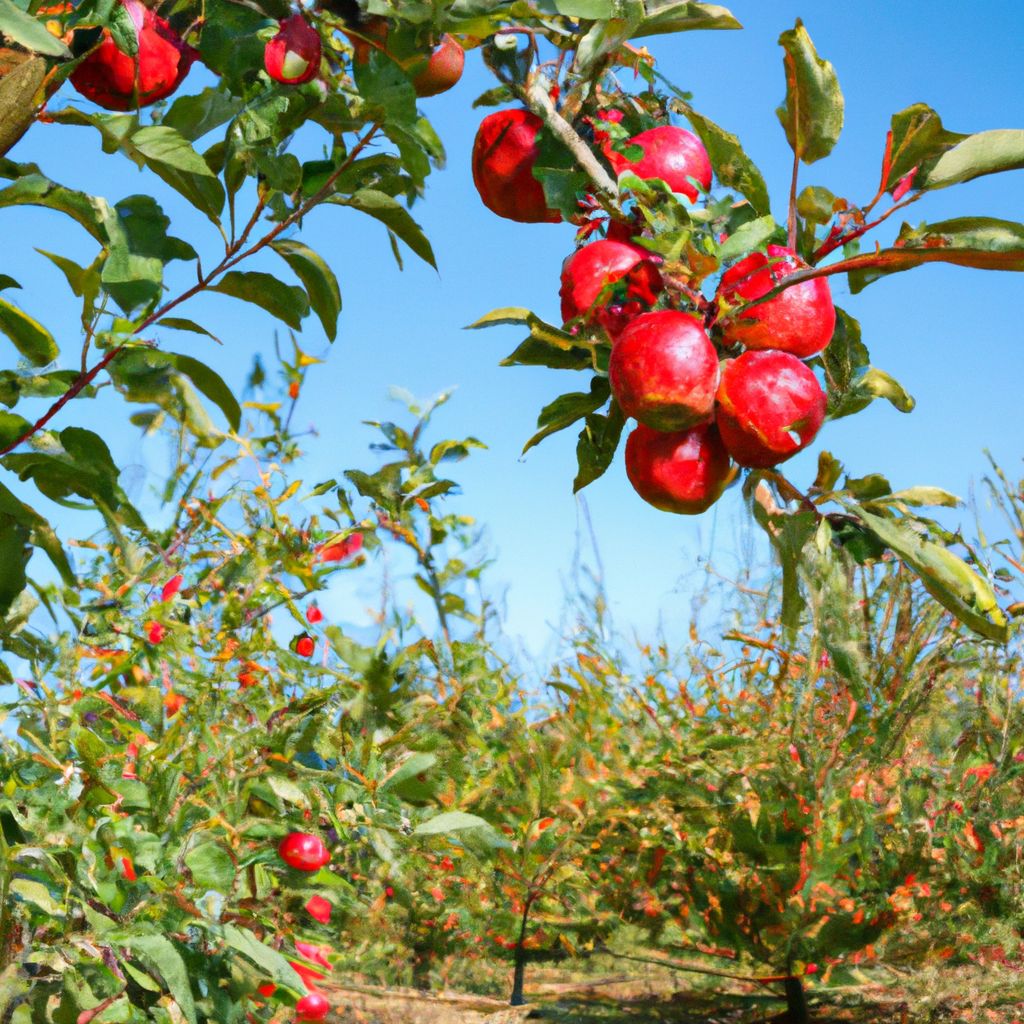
top-left (68, 1), bottom-right (464, 110)
top-left (471, 107), bottom-right (836, 515)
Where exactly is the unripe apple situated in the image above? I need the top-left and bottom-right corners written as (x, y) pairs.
top-left (278, 832), bottom-right (330, 871)
top-left (625, 422), bottom-right (731, 515)
top-left (411, 34), bottom-right (464, 97)
top-left (716, 244), bottom-right (835, 357)
top-left (70, 0), bottom-right (196, 110)
top-left (715, 349), bottom-right (826, 467)
top-left (559, 239), bottom-right (662, 331)
top-left (609, 310), bottom-right (719, 431)
top-left (295, 991), bottom-right (330, 1021)
top-left (607, 125), bottom-right (712, 202)
top-left (265, 14), bottom-right (321, 85)
top-left (471, 109), bottom-right (560, 224)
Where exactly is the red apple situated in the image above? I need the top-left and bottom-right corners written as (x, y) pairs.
top-left (716, 244), bottom-right (835, 357)
top-left (559, 238), bottom-right (662, 331)
top-left (278, 832), bottom-right (330, 871)
top-left (296, 634), bottom-right (315, 658)
top-left (471, 109), bottom-right (560, 224)
top-left (305, 894), bottom-right (332, 923)
top-left (715, 349), bottom-right (826, 467)
top-left (264, 14), bottom-right (321, 85)
top-left (295, 991), bottom-right (330, 1021)
top-left (411, 34), bottom-right (464, 97)
top-left (625, 422), bottom-right (731, 515)
top-left (607, 125), bottom-right (712, 202)
top-left (609, 310), bottom-right (719, 430)
top-left (70, 0), bottom-right (196, 110)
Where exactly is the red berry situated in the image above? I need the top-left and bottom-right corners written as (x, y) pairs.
top-left (559, 239), bottom-right (663, 333)
top-left (385, 886), bottom-right (394, 898)
top-left (609, 310), bottom-right (719, 431)
top-left (715, 350), bottom-right (826, 468)
top-left (305, 894), bottom-right (332, 923)
top-left (306, 605), bottom-right (324, 624)
top-left (161, 574), bottom-right (183, 601)
top-left (716, 244), bottom-right (835, 357)
top-left (625, 422), bottom-right (731, 515)
top-left (411, 33), bottom-right (464, 97)
top-left (264, 14), bottom-right (321, 85)
top-left (606, 125), bottom-right (712, 202)
top-left (296, 635), bottom-right (315, 658)
top-left (70, 0), bottom-right (196, 110)
top-left (295, 991), bottom-right (330, 1021)
top-left (146, 621), bottom-right (165, 644)
top-left (471, 109), bottom-right (560, 224)
top-left (278, 832), bottom-right (330, 872)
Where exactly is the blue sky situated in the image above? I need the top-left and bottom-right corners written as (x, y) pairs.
top-left (4, 1), bottom-right (1024, 656)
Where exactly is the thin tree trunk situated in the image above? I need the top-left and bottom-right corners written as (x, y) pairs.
top-left (783, 976), bottom-right (810, 1024)
top-left (509, 893), bottom-right (535, 1006)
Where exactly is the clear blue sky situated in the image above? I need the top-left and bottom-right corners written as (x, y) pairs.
top-left (4, 1), bottom-right (1024, 655)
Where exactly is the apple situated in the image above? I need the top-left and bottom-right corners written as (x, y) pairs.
top-left (278, 832), bottom-right (330, 871)
top-left (625, 422), bottom-right (731, 515)
top-left (411, 34), bottom-right (464, 97)
top-left (715, 349), bottom-right (826, 467)
top-left (559, 238), bottom-right (662, 332)
top-left (264, 14), bottom-right (321, 85)
top-left (70, 0), bottom-right (196, 110)
top-left (295, 991), bottom-right (330, 1021)
top-left (296, 634), bottom-right (315, 658)
top-left (606, 125), bottom-right (712, 202)
top-left (716, 244), bottom-right (835, 358)
top-left (305, 894), bottom-right (332, 922)
top-left (609, 310), bottom-right (719, 430)
top-left (471, 109), bottom-right (560, 224)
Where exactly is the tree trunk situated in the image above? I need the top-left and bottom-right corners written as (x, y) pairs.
top-left (783, 976), bottom-right (810, 1024)
top-left (509, 892), bottom-right (534, 1006)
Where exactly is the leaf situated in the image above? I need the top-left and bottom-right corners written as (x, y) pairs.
top-left (210, 271), bottom-right (309, 330)
top-left (9, 878), bottom-right (64, 916)
top-left (849, 505), bottom-right (1008, 642)
top-left (718, 215), bottom-right (777, 262)
top-left (131, 125), bottom-right (225, 224)
top-left (161, 87), bottom-right (245, 143)
top-left (116, 935), bottom-right (197, 1024)
top-left (0, 0), bottom-right (70, 56)
top-left (0, 165), bottom-right (116, 243)
top-left (220, 925), bottom-right (305, 990)
top-left (880, 486), bottom-right (960, 508)
top-left (776, 19), bottom-right (844, 164)
top-left (635, 2), bottom-right (741, 37)
top-left (270, 240), bottom-right (341, 342)
top-left (413, 811), bottom-right (493, 836)
top-left (675, 102), bottom-right (770, 215)
top-left (885, 104), bottom-right (965, 191)
top-left (854, 368), bottom-right (915, 413)
top-left (523, 377), bottom-right (610, 454)
top-left (336, 189), bottom-right (435, 268)
top-left (467, 307), bottom-right (594, 370)
top-left (0, 56), bottom-right (46, 160)
top-left (156, 318), bottom-right (222, 344)
top-left (184, 843), bottom-right (236, 892)
top-left (922, 129), bottom-right (1024, 190)
top-left (0, 478), bottom-right (74, 584)
top-left (0, 297), bottom-right (57, 365)
top-left (821, 306), bottom-right (868, 405)
top-left (381, 751), bottom-right (437, 791)
top-left (0, 516), bottom-right (29, 615)
top-left (164, 353), bottom-right (241, 432)
top-left (573, 403), bottom-right (625, 493)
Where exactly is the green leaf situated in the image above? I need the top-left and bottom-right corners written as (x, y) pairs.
top-left (210, 271), bottom-right (309, 330)
top-left (0, 516), bottom-right (29, 615)
top-left (156, 318), bottom-right (222, 344)
top-left (0, 411), bottom-right (30, 448)
top-left (776, 19), bottom-right (844, 164)
top-left (164, 352), bottom-right (241, 432)
top-left (131, 125), bottom-right (225, 224)
top-left (184, 843), bottom-right (236, 892)
top-left (849, 505), bottom-right (1008, 642)
top-left (675, 102), bottom-right (770, 215)
top-left (0, 478), bottom-right (74, 584)
top-left (718, 215), bottom-right (776, 262)
top-left (161, 87), bottom-right (245, 143)
top-left (468, 307), bottom-right (595, 370)
top-left (270, 240), bottom-right (341, 342)
top-left (221, 925), bottom-right (305, 991)
top-left (0, 165), bottom-right (116, 242)
top-left (573, 403), bottom-right (625, 493)
top-left (336, 189), bottom-right (435, 269)
top-left (880, 486), bottom-right (961, 508)
top-left (635, 2), bottom-right (741, 37)
top-left (413, 810), bottom-right (493, 836)
top-left (523, 377), bottom-right (610, 454)
top-left (796, 185), bottom-right (836, 225)
top-left (0, 0), bottom-right (70, 56)
top-left (885, 104), bottom-right (965, 191)
top-left (0, 56), bottom-right (46, 160)
top-left (116, 935), bottom-right (197, 1024)
top-left (0, 297), bottom-right (58, 365)
top-left (9, 878), bottom-right (64, 916)
top-left (922, 129), bottom-right (1024, 190)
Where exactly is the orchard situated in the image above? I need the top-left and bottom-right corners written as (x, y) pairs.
top-left (0, 1), bottom-right (1023, 1023)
